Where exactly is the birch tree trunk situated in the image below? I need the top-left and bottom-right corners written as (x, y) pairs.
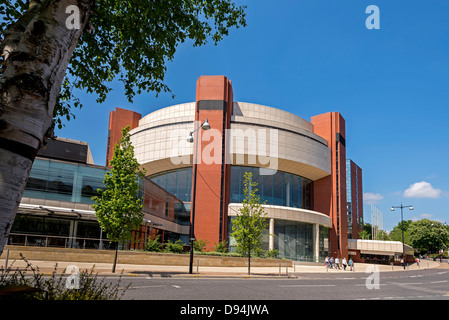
top-left (0, 0), bottom-right (93, 255)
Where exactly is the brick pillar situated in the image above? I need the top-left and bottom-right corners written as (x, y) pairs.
top-left (106, 107), bottom-right (141, 166)
top-left (191, 76), bottom-right (233, 250)
top-left (311, 112), bottom-right (348, 259)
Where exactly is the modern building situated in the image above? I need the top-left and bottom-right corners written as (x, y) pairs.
top-left (107, 75), bottom-right (362, 262)
top-left (8, 137), bottom-right (187, 250)
top-left (7, 75), bottom-right (416, 264)
top-left (346, 159), bottom-right (363, 239)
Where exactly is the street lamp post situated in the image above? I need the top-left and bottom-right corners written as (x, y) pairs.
top-left (391, 203), bottom-right (414, 270)
top-left (187, 118), bottom-right (210, 274)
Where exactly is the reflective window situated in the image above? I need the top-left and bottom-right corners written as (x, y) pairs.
top-left (229, 166), bottom-right (312, 209)
top-left (24, 158), bottom-right (108, 204)
top-left (149, 167), bottom-right (192, 203)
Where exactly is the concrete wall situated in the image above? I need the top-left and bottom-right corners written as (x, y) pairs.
top-left (1, 245), bottom-right (291, 267)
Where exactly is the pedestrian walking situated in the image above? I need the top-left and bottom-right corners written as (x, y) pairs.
top-left (348, 258), bottom-right (353, 271)
top-left (335, 257), bottom-right (340, 270)
top-left (342, 257), bottom-right (347, 271)
top-left (329, 257), bottom-right (334, 269)
top-left (325, 256), bottom-right (329, 269)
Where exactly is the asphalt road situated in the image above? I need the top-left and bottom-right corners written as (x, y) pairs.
top-left (116, 268), bottom-right (449, 301)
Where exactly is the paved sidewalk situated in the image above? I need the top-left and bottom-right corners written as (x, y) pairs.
top-left (0, 257), bottom-right (442, 278)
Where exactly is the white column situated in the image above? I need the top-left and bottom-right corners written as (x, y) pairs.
top-left (314, 223), bottom-right (320, 262)
top-left (269, 218), bottom-right (275, 251)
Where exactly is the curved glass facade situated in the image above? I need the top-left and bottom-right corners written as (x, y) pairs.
top-left (149, 167), bottom-right (192, 203)
top-left (24, 158), bottom-right (108, 204)
top-left (228, 217), bottom-right (329, 261)
top-left (230, 166), bottom-right (312, 209)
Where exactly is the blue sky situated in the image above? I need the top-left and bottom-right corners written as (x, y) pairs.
top-left (57, 0), bottom-right (449, 231)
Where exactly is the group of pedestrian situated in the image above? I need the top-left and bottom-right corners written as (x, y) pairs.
top-left (325, 256), bottom-right (354, 271)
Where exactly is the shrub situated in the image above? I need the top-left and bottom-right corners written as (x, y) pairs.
top-left (146, 235), bottom-right (162, 252)
top-left (0, 254), bottom-right (128, 300)
top-left (266, 249), bottom-right (280, 259)
top-left (164, 239), bottom-right (184, 253)
top-left (193, 239), bottom-right (208, 252)
top-left (214, 241), bottom-right (228, 253)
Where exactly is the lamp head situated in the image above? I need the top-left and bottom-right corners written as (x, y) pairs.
top-left (390, 207), bottom-right (395, 211)
top-left (409, 206), bottom-right (414, 211)
top-left (186, 133), bottom-right (194, 143)
top-left (201, 118), bottom-right (210, 130)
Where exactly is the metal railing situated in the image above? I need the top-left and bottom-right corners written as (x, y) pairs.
top-left (7, 233), bottom-right (115, 250)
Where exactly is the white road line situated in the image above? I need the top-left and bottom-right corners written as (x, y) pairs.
top-left (129, 285), bottom-right (165, 289)
top-left (172, 285), bottom-right (181, 289)
top-left (430, 280), bottom-right (448, 284)
top-left (279, 284), bottom-right (335, 288)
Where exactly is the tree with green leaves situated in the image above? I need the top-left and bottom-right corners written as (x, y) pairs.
top-left (408, 219), bottom-right (449, 254)
top-left (389, 220), bottom-right (413, 246)
top-left (0, 0), bottom-right (247, 256)
top-left (358, 223), bottom-right (372, 240)
top-left (373, 229), bottom-right (389, 241)
top-left (231, 171), bottom-right (268, 275)
top-left (91, 126), bottom-right (144, 273)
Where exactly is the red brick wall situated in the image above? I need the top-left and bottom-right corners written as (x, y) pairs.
top-left (106, 107), bottom-right (141, 166)
top-left (311, 112), bottom-right (348, 259)
top-left (191, 76), bottom-right (233, 249)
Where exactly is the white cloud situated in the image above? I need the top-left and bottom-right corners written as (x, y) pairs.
top-left (419, 213), bottom-right (434, 219)
top-left (363, 192), bottom-right (383, 204)
top-left (403, 181), bottom-right (442, 199)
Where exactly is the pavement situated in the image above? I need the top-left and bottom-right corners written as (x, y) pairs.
top-left (0, 257), bottom-right (444, 278)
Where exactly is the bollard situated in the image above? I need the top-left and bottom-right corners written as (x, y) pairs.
top-left (3, 249), bottom-right (9, 272)
top-left (279, 263), bottom-right (281, 277)
top-left (196, 258), bottom-right (199, 275)
top-left (286, 261), bottom-right (288, 276)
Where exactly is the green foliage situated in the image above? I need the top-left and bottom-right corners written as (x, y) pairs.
top-left (389, 220), bottom-right (413, 245)
top-left (0, 1), bottom-right (246, 128)
top-left (266, 249), bottom-right (280, 259)
top-left (0, 0), bottom-right (27, 32)
top-left (193, 239), bottom-right (208, 252)
top-left (374, 230), bottom-right (390, 241)
top-left (231, 172), bottom-right (268, 257)
top-left (0, 254), bottom-right (128, 300)
top-left (91, 126), bottom-right (144, 244)
top-left (58, 0), bottom-right (246, 128)
top-left (358, 230), bottom-right (370, 240)
top-left (214, 241), bottom-right (228, 253)
top-left (146, 235), bottom-right (162, 252)
top-left (408, 219), bottom-right (449, 254)
top-left (164, 239), bottom-right (184, 254)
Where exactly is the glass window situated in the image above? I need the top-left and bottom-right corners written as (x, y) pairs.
top-left (272, 172), bottom-right (284, 206)
top-left (229, 166), bottom-right (312, 209)
top-left (262, 173), bottom-right (273, 204)
top-left (149, 167), bottom-right (192, 203)
top-left (230, 166), bottom-right (241, 202)
top-left (24, 159), bottom-right (108, 204)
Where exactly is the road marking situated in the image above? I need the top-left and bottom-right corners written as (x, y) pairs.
top-left (279, 284), bottom-right (335, 288)
top-left (128, 285), bottom-right (164, 289)
top-left (172, 285), bottom-right (181, 289)
top-left (430, 280), bottom-right (448, 284)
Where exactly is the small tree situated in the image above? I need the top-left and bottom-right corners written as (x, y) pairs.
top-left (92, 126), bottom-right (144, 273)
top-left (231, 172), bottom-right (268, 275)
